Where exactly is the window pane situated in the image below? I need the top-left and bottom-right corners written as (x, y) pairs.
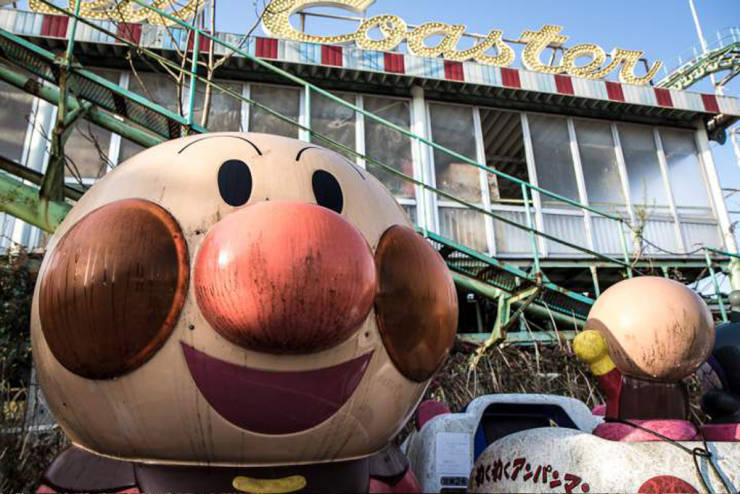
top-left (64, 70), bottom-right (118, 179)
top-left (192, 82), bottom-right (242, 132)
top-left (660, 129), bottom-right (710, 210)
top-left (363, 96), bottom-right (414, 199)
top-left (249, 85), bottom-right (300, 138)
top-left (618, 124), bottom-right (669, 209)
top-left (310, 92), bottom-right (356, 159)
top-left (574, 120), bottom-right (625, 207)
top-left (480, 108), bottom-right (528, 201)
top-left (118, 137), bottom-right (145, 164)
top-left (128, 72), bottom-right (179, 113)
top-left (428, 103), bottom-right (480, 203)
top-left (528, 114), bottom-right (578, 207)
top-left (120, 72), bottom-right (174, 165)
top-left (64, 121), bottom-right (112, 179)
top-left (0, 79), bottom-right (34, 162)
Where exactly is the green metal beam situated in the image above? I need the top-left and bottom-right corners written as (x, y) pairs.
top-left (0, 154), bottom-right (83, 201)
top-left (459, 331), bottom-right (578, 345)
top-left (452, 271), bottom-right (585, 329)
top-left (0, 171), bottom-right (70, 233)
top-left (0, 64), bottom-right (163, 149)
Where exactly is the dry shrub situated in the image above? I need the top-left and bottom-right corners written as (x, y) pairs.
top-left (1, 250), bottom-right (68, 492)
top-left (425, 338), bottom-right (707, 422)
top-left (1, 385), bottom-right (68, 493)
top-left (425, 339), bottom-right (604, 412)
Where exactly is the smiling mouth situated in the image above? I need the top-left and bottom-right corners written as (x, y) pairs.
top-left (181, 343), bottom-right (373, 435)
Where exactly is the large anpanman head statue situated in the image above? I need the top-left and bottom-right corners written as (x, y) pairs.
top-left (31, 132), bottom-right (458, 466)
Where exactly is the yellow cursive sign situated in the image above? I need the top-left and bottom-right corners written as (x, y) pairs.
top-left (28, 0), bottom-right (201, 26)
top-left (261, 0), bottom-right (662, 85)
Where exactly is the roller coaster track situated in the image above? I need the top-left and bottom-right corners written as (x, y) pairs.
top-left (657, 27), bottom-right (740, 90)
top-left (0, 1), bottom-right (735, 341)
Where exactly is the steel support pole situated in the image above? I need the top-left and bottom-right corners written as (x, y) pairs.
top-left (704, 248), bottom-right (728, 322)
top-left (0, 172), bottom-right (70, 233)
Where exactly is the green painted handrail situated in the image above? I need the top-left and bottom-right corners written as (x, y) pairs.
top-left (0, 21), bottom-right (636, 268)
top-left (0, 171), bottom-right (71, 233)
top-left (122, 0), bottom-right (624, 223)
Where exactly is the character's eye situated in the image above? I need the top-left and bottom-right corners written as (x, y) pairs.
top-left (374, 225), bottom-right (458, 382)
top-left (218, 160), bottom-right (252, 206)
top-left (312, 170), bottom-right (343, 213)
top-left (38, 199), bottom-right (189, 379)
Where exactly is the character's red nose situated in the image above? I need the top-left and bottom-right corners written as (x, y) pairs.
top-left (194, 201), bottom-right (377, 354)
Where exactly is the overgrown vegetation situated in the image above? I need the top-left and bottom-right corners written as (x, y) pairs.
top-left (0, 250), bottom-right (68, 493)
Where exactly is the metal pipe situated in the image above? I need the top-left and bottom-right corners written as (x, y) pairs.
top-left (522, 183), bottom-right (540, 273)
top-left (617, 219), bottom-right (633, 278)
top-left (704, 248), bottom-right (728, 322)
top-left (0, 64), bottom-right (163, 149)
top-left (452, 271), bottom-right (585, 328)
top-left (0, 171), bottom-right (70, 233)
top-left (187, 26), bottom-right (200, 128)
top-left (688, 0), bottom-right (718, 90)
top-left (0, 154), bottom-right (83, 201)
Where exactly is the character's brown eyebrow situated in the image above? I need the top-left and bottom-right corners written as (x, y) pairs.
top-left (178, 135), bottom-right (262, 155)
top-left (296, 146), bottom-right (366, 180)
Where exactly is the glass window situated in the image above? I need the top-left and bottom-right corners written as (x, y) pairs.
top-left (0, 79), bottom-right (34, 162)
top-left (659, 129), bottom-right (710, 210)
top-left (64, 70), bottom-right (118, 180)
top-left (428, 103), bottom-right (480, 203)
top-left (249, 85), bottom-right (301, 138)
top-left (128, 72), bottom-right (179, 113)
top-left (310, 92), bottom-right (356, 159)
top-left (64, 121), bottom-right (112, 180)
top-left (528, 114), bottom-right (578, 207)
top-left (363, 96), bottom-right (414, 199)
top-left (618, 124), bottom-right (670, 209)
top-left (480, 108), bottom-right (528, 201)
top-left (574, 120), bottom-right (625, 207)
top-left (119, 71), bottom-right (174, 165)
top-left (118, 137), bottom-right (145, 164)
top-left (192, 81), bottom-right (242, 132)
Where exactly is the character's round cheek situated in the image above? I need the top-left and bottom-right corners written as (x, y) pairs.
top-left (374, 225), bottom-right (458, 382)
top-left (38, 199), bottom-right (189, 379)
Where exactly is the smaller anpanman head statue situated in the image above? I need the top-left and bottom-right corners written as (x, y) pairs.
top-left (575, 276), bottom-right (714, 420)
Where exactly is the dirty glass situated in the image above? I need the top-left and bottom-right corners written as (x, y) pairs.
top-left (192, 81), bottom-right (243, 132)
top-left (0, 79), bottom-right (34, 162)
top-left (428, 103), bottom-right (480, 203)
top-left (574, 119), bottom-right (625, 207)
top-left (249, 84), bottom-right (301, 138)
top-left (363, 96), bottom-right (414, 199)
top-left (64, 70), bottom-right (119, 179)
top-left (117, 138), bottom-right (145, 164)
top-left (528, 114), bottom-right (579, 208)
top-left (310, 92), bottom-right (356, 159)
top-left (119, 71), bottom-right (179, 164)
top-left (659, 128), bottom-right (710, 211)
top-left (480, 108), bottom-right (528, 201)
top-left (128, 71), bottom-right (179, 113)
top-left (618, 123), bottom-right (670, 210)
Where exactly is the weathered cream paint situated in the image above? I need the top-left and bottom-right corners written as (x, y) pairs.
top-left (584, 276), bottom-right (714, 381)
top-left (470, 427), bottom-right (740, 493)
top-left (31, 133), bottom-right (431, 466)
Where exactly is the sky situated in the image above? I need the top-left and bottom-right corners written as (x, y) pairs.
top-left (212, 0), bottom-right (740, 213)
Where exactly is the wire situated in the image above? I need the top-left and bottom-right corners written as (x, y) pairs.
top-left (604, 417), bottom-right (734, 493)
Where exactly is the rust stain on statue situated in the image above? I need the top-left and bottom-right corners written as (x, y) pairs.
top-left (38, 199), bottom-right (189, 379)
top-left (374, 225), bottom-right (458, 382)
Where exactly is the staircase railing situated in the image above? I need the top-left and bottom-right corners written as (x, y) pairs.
top-left (0, 2), bottom-right (735, 329)
top-left (18, 0), bottom-right (639, 274)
